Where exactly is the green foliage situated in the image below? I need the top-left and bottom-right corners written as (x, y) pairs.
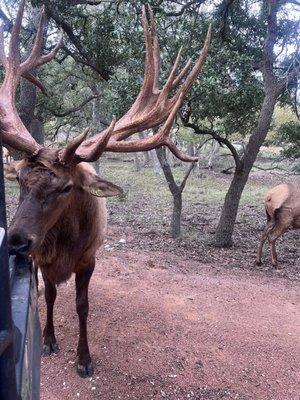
top-left (0, 0), bottom-right (298, 153)
top-left (278, 121), bottom-right (300, 160)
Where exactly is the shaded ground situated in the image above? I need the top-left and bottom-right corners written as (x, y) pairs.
top-left (39, 231), bottom-right (300, 400)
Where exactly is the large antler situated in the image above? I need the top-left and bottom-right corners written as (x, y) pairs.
top-left (70, 6), bottom-right (211, 163)
top-left (0, 0), bottom-right (62, 155)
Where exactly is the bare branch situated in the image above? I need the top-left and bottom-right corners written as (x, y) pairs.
top-left (47, 94), bottom-right (100, 118)
top-left (180, 115), bottom-right (241, 168)
top-left (180, 161), bottom-right (196, 191)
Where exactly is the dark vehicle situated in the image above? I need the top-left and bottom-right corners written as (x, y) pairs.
top-left (0, 144), bottom-right (41, 400)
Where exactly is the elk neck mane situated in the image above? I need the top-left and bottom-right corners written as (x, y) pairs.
top-left (32, 162), bottom-right (107, 282)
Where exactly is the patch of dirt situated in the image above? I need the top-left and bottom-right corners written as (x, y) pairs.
top-left (40, 227), bottom-right (300, 400)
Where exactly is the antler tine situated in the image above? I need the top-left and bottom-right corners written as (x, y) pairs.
top-left (173, 25), bottom-right (212, 102)
top-left (172, 58), bottom-right (192, 88)
top-left (9, 0), bottom-right (25, 63)
top-left (60, 128), bottom-right (90, 164)
top-left (22, 72), bottom-right (48, 96)
top-left (0, 25), bottom-right (7, 67)
top-left (21, 6), bottom-right (46, 72)
top-left (158, 46), bottom-right (183, 103)
top-left (20, 9), bottom-right (63, 73)
top-left (74, 7), bottom-right (211, 163)
top-left (155, 93), bottom-right (197, 162)
top-left (77, 116), bottom-right (117, 163)
top-left (0, 0), bottom-right (62, 157)
top-left (140, 5), bottom-right (159, 95)
top-left (146, 5), bottom-right (160, 90)
top-left (35, 32), bottom-right (63, 68)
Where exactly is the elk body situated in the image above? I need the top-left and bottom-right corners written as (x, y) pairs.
top-left (0, 0), bottom-right (210, 377)
top-left (256, 183), bottom-right (300, 266)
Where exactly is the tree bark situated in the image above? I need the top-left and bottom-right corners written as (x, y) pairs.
top-left (138, 132), bottom-right (151, 166)
top-left (207, 140), bottom-right (219, 169)
top-left (214, 93), bottom-right (277, 247)
top-left (133, 153), bottom-right (141, 172)
top-left (90, 85), bottom-right (105, 174)
top-left (171, 189), bottom-right (183, 238)
top-left (156, 147), bottom-right (183, 238)
top-left (150, 149), bottom-right (161, 174)
top-left (19, 74), bottom-right (44, 145)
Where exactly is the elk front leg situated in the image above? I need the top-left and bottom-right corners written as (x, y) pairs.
top-left (75, 263), bottom-right (95, 378)
top-left (42, 274), bottom-right (59, 355)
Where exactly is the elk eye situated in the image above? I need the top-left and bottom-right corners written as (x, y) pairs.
top-left (61, 184), bottom-right (73, 194)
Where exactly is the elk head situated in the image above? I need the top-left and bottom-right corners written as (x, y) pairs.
top-left (0, 0), bottom-right (211, 256)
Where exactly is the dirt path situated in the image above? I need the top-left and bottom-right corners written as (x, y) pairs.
top-left (39, 242), bottom-right (300, 400)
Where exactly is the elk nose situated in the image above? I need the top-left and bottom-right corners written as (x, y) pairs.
top-left (8, 233), bottom-right (33, 256)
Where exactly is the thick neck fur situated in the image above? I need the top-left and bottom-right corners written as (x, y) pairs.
top-left (33, 164), bottom-right (107, 284)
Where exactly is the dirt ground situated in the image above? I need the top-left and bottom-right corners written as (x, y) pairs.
top-left (5, 163), bottom-right (299, 399)
top-left (40, 225), bottom-right (300, 400)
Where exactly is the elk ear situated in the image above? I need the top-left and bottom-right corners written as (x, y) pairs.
top-left (83, 173), bottom-right (123, 198)
top-left (3, 162), bottom-right (18, 181)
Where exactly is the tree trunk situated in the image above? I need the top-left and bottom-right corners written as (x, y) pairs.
top-left (138, 132), bottom-right (151, 166)
top-left (166, 148), bottom-right (175, 168)
top-left (171, 189), bottom-right (182, 238)
top-left (207, 140), bottom-right (219, 170)
top-left (143, 149), bottom-right (151, 165)
top-left (214, 93), bottom-right (277, 247)
top-left (150, 149), bottom-right (161, 174)
top-left (90, 85), bottom-right (104, 175)
top-left (213, 166), bottom-right (247, 247)
top-left (30, 118), bottom-right (44, 145)
top-left (133, 153), bottom-right (141, 172)
top-left (156, 148), bottom-right (183, 238)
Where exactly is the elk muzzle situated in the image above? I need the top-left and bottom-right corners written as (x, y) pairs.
top-left (8, 230), bottom-right (37, 256)
top-left (8, 196), bottom-right (42, 256)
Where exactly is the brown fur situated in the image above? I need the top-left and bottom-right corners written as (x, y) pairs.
top-left (256, 183), bottom-right (300, 266)
top-left (6, 149), bottom-right (120, 377)
top-left (30, 162), bottom-right (106, 283)
top-left (8, 151), bottom-right (114, 282)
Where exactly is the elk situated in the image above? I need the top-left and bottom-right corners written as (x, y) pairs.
top-left (256, 183), bottom-right (300, 266)
top-left (0, 0), bottom-right (211, 377)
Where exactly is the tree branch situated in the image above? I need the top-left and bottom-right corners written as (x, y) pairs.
top-left (262, 0), bottom-right (278, 85)
top-left (181, 117), bottom-right (241, 168)
top-left (47, 94), bottom-right (101, 118)
top-left (180, 161), bottom-right (196, 191)
top-left (45, 2), bottom-right (110, 81)
top-left (154, 0), bottom-right (206, 17)
top-left (0, 6), bottom-right (12, 29)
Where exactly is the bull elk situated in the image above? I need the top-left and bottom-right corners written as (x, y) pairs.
top-left (256, 183), bottom-right (300, 266)
top-left (0, 0), bottom-right (211, 377)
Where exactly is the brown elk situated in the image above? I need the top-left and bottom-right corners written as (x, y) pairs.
top-left (256, 183), bottom-right (300, 266)
top-left (0, 0), bottom-right (211, 377)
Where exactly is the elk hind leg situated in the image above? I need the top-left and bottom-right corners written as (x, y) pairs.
top-left (268, 210), bottom-right (292, 267)
top-left (75, 263), bottom-right (95, 378)
top-left (42, 274), bottom-right (59, 355)
top-left (256, 214), bottom-right (275, 265)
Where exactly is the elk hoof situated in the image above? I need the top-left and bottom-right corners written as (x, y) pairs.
top-left (42, 341), bottom-right (60, 356)
top-left (255, 260), bottom-right (262, 266)
top-left (77, 362), bottom-right (94, 378)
